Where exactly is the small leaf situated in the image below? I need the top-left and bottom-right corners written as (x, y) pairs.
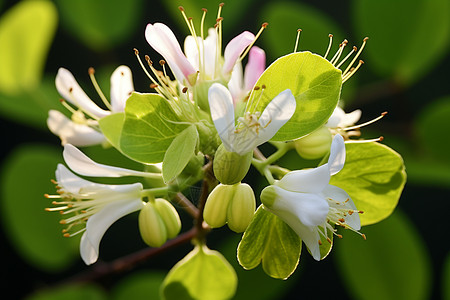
top-left (237, 205), bottom-right (301, 279)
top-left (246, 51), bottom-right (342, 141)
top-left (25, 283), bottom-right (107, 300)
top-left (329, 142), bottom-right (406, 226)
top-left (120, 93), bottom-right (189, 164)
top-left (335, 210), bottom-right (432, 300)
top-left (163, 125), bottom-right (198, 183)
top-left (161, 244), bottom-right (237, 300)
top-left (54, 0), bottom-right (143, 50)
top-left (0, 0), bottom-right (57, 94)
top-left (99, 112), bottom-right (125, 150)
top-left (353, 0), bottom-right (450, 84)
top-left (0, 144), bottom-right (78, 271)
top-left (111, 271), bottom-right (166, 300)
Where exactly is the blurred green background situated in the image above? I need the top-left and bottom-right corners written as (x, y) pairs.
top-left (0, 0), bottom-right (449, 299)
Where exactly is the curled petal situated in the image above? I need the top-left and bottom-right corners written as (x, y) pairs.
top-left (47, 110), bottom-right (105, 146)
top-left (55, 68), bottom-right (109, 118)
top-left (80, 198), bottom-right (144, 265)
top-left (257, 89), bottom-right (296, 144)
top-left (208, 83), bottom-right (236, 151)
top-left (328, 134), bottom-right (345, 175)
top-left (63, 144), bottom-right (155, 178)
top-left (110, 65), bottom-right (134, 113)
top-left (145, 23), bottom-right (197, 85)
top-left (277, 165), bottom-right (330, 194)
top-left (244, 46), bottom-right (266, 91)
top-left (222, 31), bottom-right (255, 75)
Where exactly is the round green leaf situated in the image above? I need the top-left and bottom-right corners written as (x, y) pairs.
top-left (0, 144), bottom-right (78, 271)
top-left (335, 210), bottom-right (432, 300)
top-left (25, 284), bottom-right (106, 300)
top-left (54, 0), bottom-right (143, 50)
top-left (0, 0), bottom-right (57, 94)
top-left (260, 1), bottom-right (345, 59)
top-left (162, 244), bottom-right (237, 300)
top-left (246, 51), bottom-right (342, 141)
top-left (111, 271), bottom-right (166, 300)
top-left (329, 142), bottom-right (406, 226)
top-left (353, 0), bottom-right (450, 84)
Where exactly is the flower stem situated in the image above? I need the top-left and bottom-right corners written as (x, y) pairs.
top-left (174, 192), bottom-right (199, 218)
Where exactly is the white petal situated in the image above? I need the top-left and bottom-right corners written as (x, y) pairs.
top-left (110, 65), bottom-right (134, 112)
top-left (208, 83), bottom-right (236, 151)
top-left (222, 31), bottom-right (255, 75)
top-left (63, 144), bottom-right (154, 178)
top-left (184, 35), bottom-right (201, 71)
top-left (55, 164), bottom-right (100, 195)
top-left (322, 185), bottom-right (361, 230)
top-left (325, 106), bottom-right (346, 128)
top-left (244, 46), bottom-right (265, 91)
top-left (55, 68), bottom-right (109, 118)
top-left (278, 165), bottom-right (330, 194)
top-left (269, 185), bottom-right (329, 227)
top-left (145, 23), bottom-right (197, 85)
top-left (80, 198), bottom-right (144, 265)
top-left (47, 110), bottom-right (105, 146)
top-left (202, 29), bottom-right (219, 78)
top-left (341, 109), bottom-right (362, 127)
top-left (293, 222), bottom-right (322, 261)
top-left (227, 61), bottom-right (244, 103)
top-left (328, 134), bottom-right (345, 175)
top-left (257, 89), bottom-right (296, 144)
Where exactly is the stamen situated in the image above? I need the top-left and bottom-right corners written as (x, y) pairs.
top-left (58, 99), bottom-right (77, 115)
top-left (200, 8), bottom-right (207, 40)
top-left (336, 46), bottom-right (357, 69)
top-left (342, 60), bottom-right (364, 83)
top-left (346, 136), bottom-right (384, 143)
top-left (134, 49), bottom-right (160, 87)
top-left (342, 37), bottom-right (368, 76)
top-left (330, 40), bottom-right (348, 66)
top-left (88, 67), bottom-right (112, 110)
top-left (343, 111), bottom-right (387, 131)
top-left (239, 22), bottom-right (268, 62)
top-left (293, 29), bottom-right (302, 53)
top-left (324, 34), bottom-right (333, 59)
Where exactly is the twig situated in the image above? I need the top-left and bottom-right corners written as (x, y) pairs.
top-left (174, 192), bottom-right (199, 218)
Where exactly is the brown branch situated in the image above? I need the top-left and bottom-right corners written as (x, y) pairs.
top-left (174, 192), bottom-right (199, 218)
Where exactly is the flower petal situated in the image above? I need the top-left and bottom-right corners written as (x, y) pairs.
top-left (227, 61), bottom-right (244, 102)
top-left (110, 65), bottom-right (134, 113)
top-left (244, 46), bottom-right (266, 91)
top-left (63, 144), bottom-right (154, 178)
top-left (257, 89), bottom-right (296, 144)
top-left (55, 68), bottom-right (109, 118)
top-left (47, 110), bottom-right (105, 146)
top-left (328, 134), bottom-right (345, 175)
top-left (55, 164), bottom-right (100, 195)
top-left (277, 165), bottom-right (330, 194)
top-left (145, 23), bottom-right (197, 85)
top-left (80, 198), bottom-right (144, 265)
top-left (222, 31), bottom-right (255, 75)
top-left (322, 185), bottom-right (361, 230)
top-left (208, 83), bottom-right (236, 151)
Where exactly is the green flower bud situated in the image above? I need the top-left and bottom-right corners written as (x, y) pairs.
top-left (294, 125), bottom-right (332, 160)
top-left (153, 198), bottom-right (181, 239)
top-left (260, 185), bottom-right (277, 208)
top-left (203, 184), bottom-right (233, 228)
top-left (213, 144), bottom-right (252, 185)
top-left (227, 183), bottom-right (256, 233)
top-left (139, 202), bottom-right (167, 247)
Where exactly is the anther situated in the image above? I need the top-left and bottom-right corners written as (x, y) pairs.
top-left (182, 87), bottom-right (188, 93)
top-left (337, 234), bottom-right (343, 239)
top-left (150, 83), bottom-right (158, 89)
top-left (202, 8), bottom-right (207, 12)
top-left (178, 6), bottom-right (184, 11)
top-left (219, 3), bottom-right (225, 7)
top-left (318, 240), bottom-right (323, 245)
top-left (63, 233), bottom-right (70, 238)
top-left (339, 218), bottom-right (345, 223)
top-left (159, 60), bottom-right (166, 66)
top-left (262, 22), bottom-right (268, 28)
top-left (133, 48), bottom-right (139, 55)
top-left (362, 234), bottom-right (367, 240)
top-left (253, 86), bottom-right (260, 90)
top-left (294, 28), bottom-right (302, 53)
top-left (88, 67), bottom-right (95, 75)
top-left (326, 237), bottom-right (332, 243)
top-left (69, 87), bottom-right (73, 93)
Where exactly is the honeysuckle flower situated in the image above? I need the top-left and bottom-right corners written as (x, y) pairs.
top-left (208, 83), bottom-right (296, 155)
top-left (48, 65), bottom-right (134, 146)
top-left (326, 106), bottom-right (361, 129)
top-left (260, 134), bottom-right (363, 261)
top-left (46, 164), bottom-right (144, 265)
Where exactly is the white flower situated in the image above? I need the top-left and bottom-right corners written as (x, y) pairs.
top-left (260, 134), bottom-right (363, 261)
top-left (208, 83), bottom-right (296, 155)
top-left (47, 65), bottom-right (134, 146)
top-left (46, 144), bottom-right (162, 265)
top-left (326, 106), bottom-right (361, 129)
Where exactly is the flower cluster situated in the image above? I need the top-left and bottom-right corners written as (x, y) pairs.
top-left (44, 4), bottom-right (399, 288)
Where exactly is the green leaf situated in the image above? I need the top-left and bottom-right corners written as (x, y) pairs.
top-left (161, 244), bottom-right (237, 300)
top-left (237, 205), bottom-right (301, 279)
top-left (0, 0), bottom-right (57, 94)
top-left (247, 51), bottom-right (342, 141)
top-left (353, 0), bottom-right (450, 85)
top-left (54, 0), bottom-right (143, 50)
top-left (335, 210), bottom-right (432, 300)
top-left (260, 1), bottom-right (345, 59)
top-left (99, 112), bottom-right (125, 150)
top-left (120, 93), bottom-right (189, 164)
top-left (329, 142), bottom-right (406, 226)
top-left (163, 125), bottom-right (198, 183)
top-left (0, 144), bottom-right (78, 271)
top-left (25, 283), bottom-right (107, 300)
top-left (111, 271), bottom-right (166, 300)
